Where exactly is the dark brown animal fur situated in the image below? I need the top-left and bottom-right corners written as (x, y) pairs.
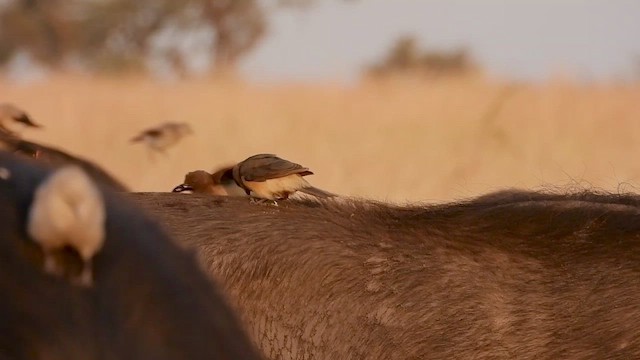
top-left (131, 190), bottom-right (640, 360)
top-left (0, 152), bottom-right (261, 360)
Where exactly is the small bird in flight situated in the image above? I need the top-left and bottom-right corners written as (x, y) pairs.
top-left (0, 103), bottom-right (42, 136)
top-left (231, 153), bottom-right (335, 205)
top-left (130, 122), bottom-right (192, 159)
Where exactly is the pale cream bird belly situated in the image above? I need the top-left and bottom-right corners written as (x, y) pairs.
top-left (217, 183), bottom-right (248, 197)
top-left (244, 174), bottom-right (311, 200)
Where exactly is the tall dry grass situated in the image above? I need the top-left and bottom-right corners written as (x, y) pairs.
top-left (2, 74), bottom-right (640, 203)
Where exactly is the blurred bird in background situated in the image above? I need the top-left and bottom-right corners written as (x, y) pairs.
top-left (130, 122), bottom-right (193, 161)
top-left (0, 103), bottom-right (42, 136)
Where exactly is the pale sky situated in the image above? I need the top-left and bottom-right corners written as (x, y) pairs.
top-left (241, 0), bottom-right (640, 83)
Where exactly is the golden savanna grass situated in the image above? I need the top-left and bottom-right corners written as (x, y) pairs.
top-left (2, 74), bottom-right (640, 203)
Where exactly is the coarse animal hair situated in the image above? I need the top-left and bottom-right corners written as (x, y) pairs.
top-left (132, 190), bottom-right (640, 359)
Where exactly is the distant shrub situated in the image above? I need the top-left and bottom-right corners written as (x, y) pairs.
top-left (365, 35), bottom-right (478, 79)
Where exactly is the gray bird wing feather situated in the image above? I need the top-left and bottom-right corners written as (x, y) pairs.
top-left (211, 165), bottom-right (235, 184)
top-left (240, 154), bottom-right (314, 182)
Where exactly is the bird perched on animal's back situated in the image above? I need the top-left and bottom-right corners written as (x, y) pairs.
top-left (130, 122), bottom-right (192, 153)
top-left (172, 166), bottom-right (246, 196)
top-left (232, 153), bottom-right (335, 202)
top-left (0, 103), bottom-right (42, 136)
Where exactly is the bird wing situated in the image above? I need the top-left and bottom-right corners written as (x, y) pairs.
top-left (131, 128), bottom-right (162, 142)
top-left (210, 165), bottom-right (235, 184)
top-left (240, 155), bottom-right (313, 182)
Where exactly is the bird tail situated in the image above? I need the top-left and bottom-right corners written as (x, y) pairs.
top-left (299, 186), bottom-right (336, 199)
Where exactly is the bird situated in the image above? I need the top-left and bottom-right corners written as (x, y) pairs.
top-left (130, 122), bottom-right (193, 158)
top-left (231, 153), bottom-right (335, 204)
top-left (172, 165), bottom-right (247, 196)
top-left (0, 103), bottom-right (42, 136)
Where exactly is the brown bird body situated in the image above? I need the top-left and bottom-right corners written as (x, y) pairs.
top-left (0, 103), bottom-right (41, 136)
top-left (232, 153), bottom-right (335, 201)
top-left (173, 166), bottom-right (246, 196)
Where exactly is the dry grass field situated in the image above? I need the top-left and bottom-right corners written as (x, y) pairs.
top-left (2, 73), bottom-right (639, 203)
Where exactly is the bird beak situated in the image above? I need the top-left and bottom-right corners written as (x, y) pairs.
top-left (172, 184), bottom-right (193, 193)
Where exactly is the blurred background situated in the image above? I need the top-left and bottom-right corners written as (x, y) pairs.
top-left (1, 0), bottom-right (639, 202)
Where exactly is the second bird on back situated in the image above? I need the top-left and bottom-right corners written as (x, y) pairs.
top-left (173, 166), bottom-right (245, 196)
top-left (173, 154), bottom-right (335, 203)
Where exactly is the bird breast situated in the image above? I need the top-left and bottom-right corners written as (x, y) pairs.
top-left (246, 174), bottom-right (311, 199)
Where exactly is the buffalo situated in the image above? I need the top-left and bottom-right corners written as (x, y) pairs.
top-left (132, 191), bottom-right (640, 359)
top-left (0, 151), bottom-right (262, 360)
